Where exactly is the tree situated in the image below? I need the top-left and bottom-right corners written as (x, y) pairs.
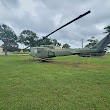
top-left (104, 26), bottom-right (110, 35)
top-left (62, 43), bottom-right (70, 49)
top-left (52, 39), bottom-right (58, 46)
top-left (36, 37), bottom-right (61, 46)
top-left (37, 37), bottom-right (53, 46)
top-left (0, 24), bottom-right (17, 55)
top-left (104, 26), bottom-right (110, 50)
top-left (18, 30), bottom-right (62, 48)
top-left (18, 30), bottom-right (38, 47)
top-left (2, 42), bottom-right (19, 52)
top-left (85, 37), bottom-right (98, 48)
top-left (57, 42), bottom-right (61, 47)
top-left (52, 39), bottom-right (61, 46)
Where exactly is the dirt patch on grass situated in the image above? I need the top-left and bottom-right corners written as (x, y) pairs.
top-left (47, 61), bottom-right (108, 69)
top-left (24, 58), bottom-right (109, 69)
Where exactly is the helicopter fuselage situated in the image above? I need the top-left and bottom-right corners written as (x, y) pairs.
top-left (30, 46), bottom-right (105, 59)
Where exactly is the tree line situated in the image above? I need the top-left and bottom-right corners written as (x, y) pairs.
top-left (0, 24), bottom-right (110, 55)
top-left (0, 24), bottom-right (71, 55)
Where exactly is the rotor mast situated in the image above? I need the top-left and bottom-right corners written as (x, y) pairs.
top-left (45, 10), bottom-right (91, 37)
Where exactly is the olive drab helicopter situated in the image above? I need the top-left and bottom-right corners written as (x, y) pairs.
top-left (30, 10), bottom-right (110, 61)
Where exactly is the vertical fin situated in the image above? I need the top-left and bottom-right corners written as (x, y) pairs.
top-left (92, 35), bottom-right (110, 51)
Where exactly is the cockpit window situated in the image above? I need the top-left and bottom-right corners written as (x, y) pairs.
top-left (37, 50), bottom-right (41, 53)
top-left (36, 48), bottom-right (43, 53)
top-left (34, 49), bottom-right (41, 53)
top-left (34, 49), bottom-right (38, 53)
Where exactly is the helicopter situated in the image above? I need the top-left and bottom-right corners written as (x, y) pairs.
top-left (30, 10), bottom-right (110, 61)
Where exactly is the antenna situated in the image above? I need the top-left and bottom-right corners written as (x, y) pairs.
top-left (45, 10), bottom-right (91, 37)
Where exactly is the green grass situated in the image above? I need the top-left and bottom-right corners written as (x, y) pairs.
top-left (0, 54), bottom-right (110, 110)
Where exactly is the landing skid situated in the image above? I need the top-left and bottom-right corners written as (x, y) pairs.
top-left (40, 58), bottom-right (53, 62)
top-left (29, 58), bottom-right (53, 62)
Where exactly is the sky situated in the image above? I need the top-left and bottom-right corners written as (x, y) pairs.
top-left (0, 0), bottom-right (110, 48)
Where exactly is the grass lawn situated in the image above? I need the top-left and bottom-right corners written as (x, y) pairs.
top-left (0, 54), bottom-right (110, 110)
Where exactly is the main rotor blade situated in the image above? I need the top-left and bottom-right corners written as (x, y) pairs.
top-left (45, 10), bottom-right (91, 37)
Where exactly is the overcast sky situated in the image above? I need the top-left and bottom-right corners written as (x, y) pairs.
top-left (0, 0), bottom-right (110, 48)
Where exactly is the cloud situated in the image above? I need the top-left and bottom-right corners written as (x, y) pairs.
top-left (0, 0), bottom-right (110, 48)
top-left (0, 0), bottom-right (19, 8)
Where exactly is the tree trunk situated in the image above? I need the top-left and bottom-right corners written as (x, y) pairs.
top-left (4, 48), bottom-right (7, 56)
top-left (3, 42), bottom-right (8, 56)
